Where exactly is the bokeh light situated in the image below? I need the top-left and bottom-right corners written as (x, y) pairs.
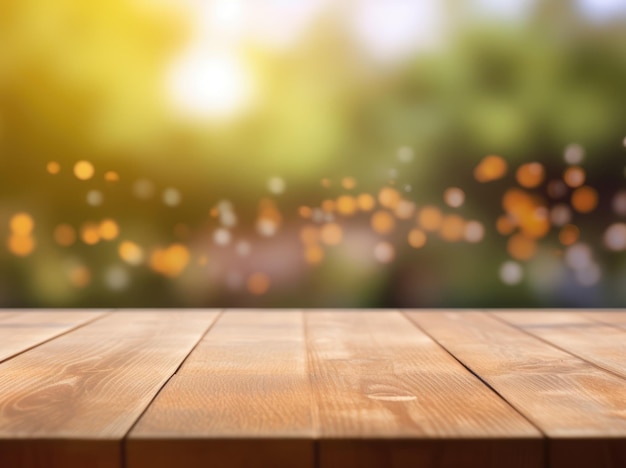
top-left (166, 49), bottom-right (255, 120)
top-left (54, 224), bottom-right (77, 247)
top-left (86, 190), bottom-right (104, 207)
top-left (516, 163), bottom-right (545, 189)
top-left (559, 224), bottom-right (580, 246)
top-left (571, 186), bottom-right (599, 213)
top-left (374, 241), bottom-right (395, 264)
top-left (1, 0), bottom-right (626, 307)
top-left (500, 261), bottom-right (523, 285)
top-left (162, 188), bottom-right (182, 207)
top-left (371, 210), bottom-right (395, 235)
top-left (564, 144), bottom-right (585, 165)
top-left (99, 219), bottom-right (120, 241)
top-left (464, 221), bottom-right (485, 243)
top-left (474, 155), bottom-right (507, 183)
top-left (74, 161), bottom-right (95, 181)
top-left (440, 215), bottom-right (465, 242)
top-left (320, 223), bottom-right (343, 246)
top-left (119, 241), bottom-right (145, 266)
top-left (46, 162), bottom-right (61, 175)
top-left (563, 166), bottom-right (586, 188)
top-left (247, 273), bottom-right (270, 295)
top-left (604, 223), bottom-right (626, 251)
top-left (10, 213), bottom-right (34, 236)
top-left (150, 244), bottom-right (190, 278)
top-left (418, 206), bottom-right (443, 232)
top-left (443, 187), bottom-right (465, 208)
top-left (408, 228), bottom-right (427, 249)
top-left (7, 235), bottom-right (36, 257)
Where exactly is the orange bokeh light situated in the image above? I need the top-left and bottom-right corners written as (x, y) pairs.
top-left (80, 223), bottom-right (101, 245)
top-left (341, 177), bottom-right (357, 190)
top-left (559, 224), bottom-right (580, 246)
top-left (119, 241), bottom-right (145, 266)
top-left (378, 187), bottom-right (401, 209)
top-left (150, 244), bottom-right (190, 277)
top-left (571, 186), bottom-right (598, 213)
top-left (104, 171), bottom-right (120, 182)
top-left (474, 155), bottom-right (507, 182)
top-left (408, 228), bottom-right (427, 248)
top-left (300, 226), bottom-right (320, 245)
top-left (563, 166), bottom-right (586, 188)
top-left (336, 195), bottom-right (357, 216)
top-left (46, 161), bottom-right (61, 175)
top-left (99, 219), bottom-right (120, 241)
top-left (304, 245), bottom-right (324, 264)
top-left (516, 162), bottom-right (545, 188)
top-left (357, 193), bottom-right (375, 211)
top-left (247, 273), bottom-right (270, 295)
top-left (371, 210), bottom-right (395, 234)
top-left (7, 235), bottom-right (36, 257)
top-left (54, 224), bottom-right (77, 247)
top-left (9, 213), bottom-right (34, 236)
top-left (320, 223), bottom-right (343, 245)
top-left (74, 161), bottom-right (95, 181)
top-left (440, 215), bottom-right (465, 242)
top-left (496, 215), bottom-right (516, 236)
top-left (418, 206), bottom-right (443, 232)
top-left (507, 233), bottom-right (537, 261)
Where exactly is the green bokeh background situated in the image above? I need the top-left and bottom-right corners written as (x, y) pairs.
top-left (1, 0), bottom-right (625, 307)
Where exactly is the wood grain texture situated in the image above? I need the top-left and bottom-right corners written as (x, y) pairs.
top-left (0, 310), bottom-right (220, 468)
top-left (127, 310), bottom-right (315, 468)
top-left (2, 309), bottom-right (626, 468)
top-left (583, 311), bottom-right (626, 330)
top-left (307, 311), bottom-right (542, 468)
top-left (0, 310), bottom-right (108, 363)
top-left (407, 311), bottom-right (626, 468)
top-left (495, 311), bottom-right (626, 380)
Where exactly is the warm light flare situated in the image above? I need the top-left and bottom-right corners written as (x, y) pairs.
top-left (166, 48), bottom-right (255, 120)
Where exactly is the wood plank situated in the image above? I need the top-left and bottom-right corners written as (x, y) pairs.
top-left (407, 311), bottom-right (626, 468)
top-left (0, 311), bottom-right (19, 321)
top-left (127, 310), bottom-right (315, 468)
top-left (583, 311), bottom-right (626, 330)
top-left (307, 311), bottom-right (542, 468)
top-left (495, 311), bottom-right (626, 380)
top-left (0, 310), bottom-right (220, 468)
top-left (0, 310), bottom-right (109, 363)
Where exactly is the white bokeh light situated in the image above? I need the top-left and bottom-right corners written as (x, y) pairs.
top-left (166, 48), bottom-right (255, 120)
top-left (213, 227), bottom-right (232, 246)
top-left (348, 0), bottom-right (446, 63)
top-left (500, 261), bottom-right (523, 285)
top-left (469, 0), bottom-right (535, 21)
top-left (267, 177), bottom-right (286, 195)
top-left (604, 223), bottom-right (626, 251)
top-left (578, 0), bottom-right (626, 21)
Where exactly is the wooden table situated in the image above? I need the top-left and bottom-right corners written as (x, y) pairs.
top-left (0, 310), bottom-right (625, 468)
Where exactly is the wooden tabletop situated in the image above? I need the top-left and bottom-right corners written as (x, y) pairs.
top-left (0, 310), bottom-right (625, 468)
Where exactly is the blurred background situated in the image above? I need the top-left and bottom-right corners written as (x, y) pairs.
top-left (1, 0), bottom-right (626, 308)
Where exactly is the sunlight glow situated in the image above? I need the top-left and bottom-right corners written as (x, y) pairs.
top-left (349, 0), bottom-right (446, 63)
top-left (166, 48), bottom-right (254, 120)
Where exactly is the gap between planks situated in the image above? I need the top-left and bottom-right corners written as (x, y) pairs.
top-left (489, 310), bottom-right (626, 383)
top-left (119, 309), bottom-right (225, 468)
top-left (2, 310), bottom-right (625, 468)
top-left (400, 310), bottom-right (548, 436)
top-left (405, 310), bottom-right (626, 468)
top-left (0, 310), bottom-right (112, 364)
top-left (128, 310), bottom-right (541, 468)
top-left (0, 310), bottom-right (222, 468)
